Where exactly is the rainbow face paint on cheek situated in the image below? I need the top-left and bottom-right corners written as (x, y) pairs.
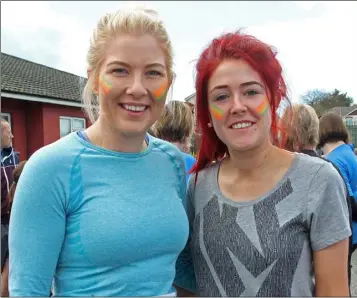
top-left (99, 76), bottom-right (112, 95)
top-left (209, 103), bottom-right (223, 120)
top-left (152, 80), bottom-right (168, 101)
top-left (255, 98), bottom-right (268, 116)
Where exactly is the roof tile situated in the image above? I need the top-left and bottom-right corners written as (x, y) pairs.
top-left (1, 52), bottom-right (87, 102)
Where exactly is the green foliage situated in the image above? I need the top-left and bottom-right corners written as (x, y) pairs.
top-left (301, 89), bottom-right (354, 116)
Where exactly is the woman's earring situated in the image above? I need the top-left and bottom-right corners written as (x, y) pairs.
top-left (208, 123), bottom-right (213, 128)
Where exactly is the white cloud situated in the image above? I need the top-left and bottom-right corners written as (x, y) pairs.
top-left (292, 1), bottom-right (318, 11)
top-left (1, 1), bottom-right (90, 76)
top-left (246, 1), bottom-right (357, 102)
top-left (1, 1), bottom-right (53, 32)
top-left (167, 1), bottom-right (357, 103)
top-left (1, 1), bottom-right (356, 104)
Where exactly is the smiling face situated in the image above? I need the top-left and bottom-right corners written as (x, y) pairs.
top-left (207, 59), bottom-right (272, 152)
top-left (93, 34), bottom-right (169, 137)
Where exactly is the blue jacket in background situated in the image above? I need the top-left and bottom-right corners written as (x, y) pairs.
top-left (326, 144), bottom-right (357, 244)
top-left (182, 152), bottom-right (195, 183)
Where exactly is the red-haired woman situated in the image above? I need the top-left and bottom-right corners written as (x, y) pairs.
top-left (174, 31), bottom-right (351, 297)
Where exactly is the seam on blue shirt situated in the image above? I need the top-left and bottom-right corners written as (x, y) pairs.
top-left (65, 147), bottom-right (91, 263)
top-left (65, 148), bottom-right (86, 213)
top-left (152, 141), bottom-right (185, 202)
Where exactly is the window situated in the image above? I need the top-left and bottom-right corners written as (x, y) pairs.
top-left (60, 117), bottom-right (86, 138)
top-left (345, 118), bottom-right (353, 125)
top-left (1, 113), bottom-right (11, 127)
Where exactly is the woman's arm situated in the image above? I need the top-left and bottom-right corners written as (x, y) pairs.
top-left (174, 172), bottom-right (197, 296)
top-left (1, 258), bottom-right (9, 297)
top-left (313, 239), bottom-right (350, 296)
top-left (307, 162), bottom-right (351, 296)
top-left (9, 150), bottom-right (67, 296)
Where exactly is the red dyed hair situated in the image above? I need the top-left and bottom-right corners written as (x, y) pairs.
top-left (191, 30), bottom-right (290, 176)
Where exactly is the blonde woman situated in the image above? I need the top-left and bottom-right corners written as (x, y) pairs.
top-left (9, 7), bottom-right (189, 296)
top-left (281, 103), bottom-right (320, 154)
top-left (151, 100), bottom-right (195, 181)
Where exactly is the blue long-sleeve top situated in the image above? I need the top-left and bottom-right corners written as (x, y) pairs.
top-left (326, 143), bottom-right (357, 244)
top-left (9, 132), bottom-right (189, 296)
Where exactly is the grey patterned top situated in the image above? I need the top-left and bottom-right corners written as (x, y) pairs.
top-left (185, 153), bottom-right (351, 296)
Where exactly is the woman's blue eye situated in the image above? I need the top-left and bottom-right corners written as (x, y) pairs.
top-left (147, 70), bottom-right (162, 76)
top-left (216, 94), bottom-right (229, 101)
top-left (113, 68), bottom-right (128, 75)
top-left (245, 90), bottom-right (258, 96)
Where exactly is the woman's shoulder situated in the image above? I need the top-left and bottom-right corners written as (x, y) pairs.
top-left (341, 144), bottom-right (357, 163)
top-left (149, 135), bottom-right (184, 163)
top-left (25, 133), bottom-right (85, 172)
top-left (326, 144), bottom-right (357, 176)
top-left (292, 153), bottom-right (344, 189)
top-left (187, 161), bottom-right (219, 189)
top-left (329, 144), bottom-right (356, 159)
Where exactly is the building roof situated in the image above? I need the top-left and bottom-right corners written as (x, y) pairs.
top-left (1, 52), bottom-right (87, 103)
top-left (324, 106), bottom-right (357, 117)
top-left (345, 108), bottom-right (357, 116)
top-left (184, 93), bottom-right (196, 104)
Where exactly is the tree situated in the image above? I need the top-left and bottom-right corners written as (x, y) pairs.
top-left (301, 88), bottom-right (354, 116)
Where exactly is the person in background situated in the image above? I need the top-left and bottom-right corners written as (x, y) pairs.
top-left (281, 103), bottom-right (319, 155)
top-left (319, 112), bottom-right (357, 296)
top-left (1, 119), bottom-right (19, 296)
top-left (1, 120), bottom-right (17, 166)
top-left (9, 7), bottom-right (189, 297)
top-left (1, 160), bottom-right (27, 297)
top-left (319, 112), bottom-right (357, 217)
top-left (150, 100), bottom-right (195, 182)
top-left (1, 119), bottom-right (18, 225)
top-left (282, 103), bottom-right (355, 293)
top-left (175, 30), bottom-right (351, 297)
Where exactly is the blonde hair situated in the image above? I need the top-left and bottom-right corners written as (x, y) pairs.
top-left (82, 7), bottom-right (174, 123)
top-left (150, 101), bottom-right (194, 143)
top-left (282, 103), bottom-right (319, 151)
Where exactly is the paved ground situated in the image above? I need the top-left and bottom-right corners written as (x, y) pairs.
top-left (351, 250), bottom-right (357, 296)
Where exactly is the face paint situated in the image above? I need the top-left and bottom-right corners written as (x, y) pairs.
top-left (209, 102), bottom-right (223, 120)
top-left (255, 98), bottom-right (268, 116)
top-left (99, 75), bottom-right (112, 95)
top-left (152, 80), bottom-right (168, 101)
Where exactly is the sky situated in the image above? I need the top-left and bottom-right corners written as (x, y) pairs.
top-left (1, 1), bottom-right (357, 103)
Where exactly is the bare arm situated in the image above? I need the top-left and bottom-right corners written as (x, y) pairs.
top-left (313, 238), bottom-right (350, 297)
top-left (1, 258), bottom-right (9, 297)
top-left (307, 163), bottom-right (352, 296)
